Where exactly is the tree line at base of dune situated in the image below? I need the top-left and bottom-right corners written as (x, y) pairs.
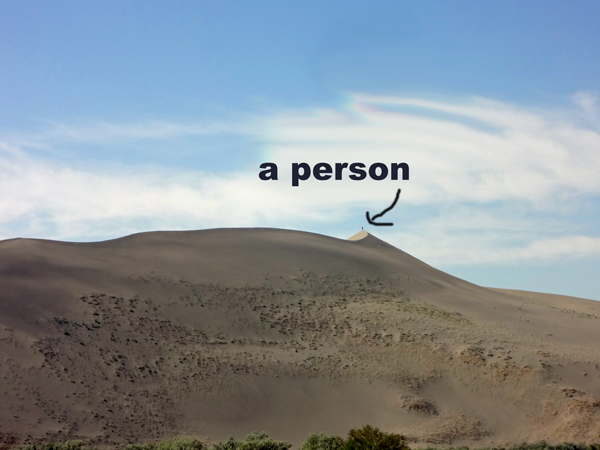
top-left (13, 426), bottom-right (600, 450)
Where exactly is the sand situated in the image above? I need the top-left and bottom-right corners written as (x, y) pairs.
top-left (1, 228), bottom-right (600, 448)
top-left (347, 230), bottom-right (368, 241)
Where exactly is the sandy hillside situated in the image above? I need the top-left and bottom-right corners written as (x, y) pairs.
top-left (1, 228), bottom-right (600, 448)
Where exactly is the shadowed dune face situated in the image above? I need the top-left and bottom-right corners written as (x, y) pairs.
top-left (1, 228), bottom-right (600, 447)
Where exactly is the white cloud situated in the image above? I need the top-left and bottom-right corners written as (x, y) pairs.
top-left (377, 208), bottom-right (591, 265)
top-left (262, 92), bottom-right (600, 208)
top-left (516, 235), bottom-right (600, 260)
top-left (572, 91), bottom-right (598, 115)
top-left (0, 142), bottom-right (342, 240)
top-left (41, 120), bottom-right (230, 143)
top-left (4, 119), bottom-right (242, 153)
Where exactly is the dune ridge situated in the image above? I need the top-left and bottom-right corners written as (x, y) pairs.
top-left (1, 228), bottom-right (600, 448)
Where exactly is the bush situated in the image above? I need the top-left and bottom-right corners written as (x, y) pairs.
top-left (22, 441), bottom-right (94, 450)
top-left (124, 438), bottom-right (204, 450)
top-left (345, 425), bottom-right (409, 450)
top-left (212, 432), bottom-right (291, 450)
top-left (123, 444), bottom-right (154, 450)
top-left (300, 433), bottom-right (345, 450)
top-left (155, 438), bottom-right (205, 450)
top-left (211, 438), bottom-right (239, 450)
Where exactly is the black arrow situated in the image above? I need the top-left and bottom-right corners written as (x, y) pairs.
top-left (366, 189), bottom-right (401, 226)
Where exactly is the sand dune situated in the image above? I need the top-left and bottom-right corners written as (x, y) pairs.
top-left (1, 228), bottom-right (600, 448)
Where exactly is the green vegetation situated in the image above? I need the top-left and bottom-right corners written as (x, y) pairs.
top-left (299, 433), bottom-right (344, 450)
top-left (345, 426), bottom-right (408, 450)
top-left (124, 438), bottom-right (205, 450)
top-left (22, 439), bottom-right (206, 450)
top-left (212, 432), bottom-right (291, 450)
top-left (22, 441), bottom-right (95, 450)
top-left (15, 428), bottom-right (600, 450)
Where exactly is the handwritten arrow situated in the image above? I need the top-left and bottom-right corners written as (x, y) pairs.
top-left (366, 189), bottom-right (401, 226)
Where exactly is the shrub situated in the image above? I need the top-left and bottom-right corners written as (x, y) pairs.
top-left (344, 425), bottom-right (409, 450)
top-left (123, 444), bottom-right (154, 450)
top-left (212, 432), bottom-right (291, 450)
top-left (300, 433), bottom-right (345, 450)
top-left (22, 441), bottom-right (94, 450)
top-left (124, 438), bottom-right (204, 450)
top-left (155, 438), bottom-right (205, 450)
top-left (211, 439), bottom-right (239, 450)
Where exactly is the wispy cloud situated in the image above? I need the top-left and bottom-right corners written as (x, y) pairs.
top-left (571, 91), bottom-right (598, 116)
top-left (4, 119), bottom-right (244, 154)
top-left (2, 92), bottom-right (600, 266)
top-left (264, 92), bottom-right (600, 207)
top-left (40, 120), bottom-right (232, 143)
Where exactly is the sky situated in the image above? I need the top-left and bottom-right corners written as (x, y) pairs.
top-left (2, 1), bottom-right (600, 300)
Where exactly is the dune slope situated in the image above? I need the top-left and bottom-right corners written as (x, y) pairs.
top-left (1, 228), bottom-right (600, 447)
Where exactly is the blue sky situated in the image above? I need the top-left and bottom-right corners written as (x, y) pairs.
top-left (2, 1), bottom-right (600, 300)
